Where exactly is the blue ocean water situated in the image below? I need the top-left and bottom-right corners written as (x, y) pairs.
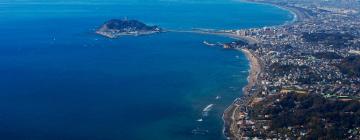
top-left (0, 1), bottom-right (292, 140)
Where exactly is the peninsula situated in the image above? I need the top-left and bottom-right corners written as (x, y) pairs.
top-left (96, 19), bottom-right (162, 38)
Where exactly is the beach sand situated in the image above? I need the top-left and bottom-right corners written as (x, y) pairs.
top-left (222, 48), bottom-right (262, 139)
top-left (238, 48), bottom-right (261, 95)
top-left (222, 1), bottom-right (303, 138)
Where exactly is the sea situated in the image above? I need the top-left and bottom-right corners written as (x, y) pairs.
top-left (0, 0), bottom-right (292, 140)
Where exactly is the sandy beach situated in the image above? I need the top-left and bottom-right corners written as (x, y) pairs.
top-left (222, 48), bottom-right (261, 139)
top-left (238, 48), bottom-right (261, 95)
top-left (172, 1), bottom-right (298, 139)
top-left (222, 1), bottom-right (303, 139)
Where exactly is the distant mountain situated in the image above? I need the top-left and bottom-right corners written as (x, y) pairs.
top-left (96, 19), bottom-right (162, 38)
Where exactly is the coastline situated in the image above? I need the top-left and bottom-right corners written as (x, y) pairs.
top-left (222, 1), bottom-right (301, 139)
top-left (238, 0), bottom-right (301, 24)
top-left (93, 1), bottom-right (299, 139)
top-left (222, 48), bottom-right (261, 140)
top-left (191, 30), bottom-right (259, 44)
top-left (96, 30), bottom-right (162, 38)
top-left (169, 29), bottom-right (259, 45)
top-left (171, 0), bottom-right (299, 46)
top-left (238, 48), bottom-right (261, 95)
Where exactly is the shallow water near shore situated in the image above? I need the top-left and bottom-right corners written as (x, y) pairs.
top-left (0, 1), bottom-right (292, 140)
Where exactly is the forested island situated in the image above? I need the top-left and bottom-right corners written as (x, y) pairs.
top-left (96, 19), bottom-right (162, 38)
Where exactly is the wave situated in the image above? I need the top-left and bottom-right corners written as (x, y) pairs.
top-left (202, 104), bottom-right (214, 117)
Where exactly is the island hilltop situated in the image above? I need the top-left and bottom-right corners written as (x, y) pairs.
top-left (96, 19), bottom-right (162, 38)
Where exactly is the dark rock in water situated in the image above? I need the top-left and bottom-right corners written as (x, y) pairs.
top-left (96, 19), bottom-right (162, 38)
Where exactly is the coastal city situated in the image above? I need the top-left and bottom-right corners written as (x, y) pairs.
top-left (1, 0), bottom-right (360, 140)
top-left (211, 0), bottom-right (360, 139)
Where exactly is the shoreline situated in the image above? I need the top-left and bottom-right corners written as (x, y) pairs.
top-left (173, 30), bottom-right (259, 44)
top-left (238, 0), bottom-right (301, 24)
top-left (238, 48), bottom-right (261, 95)
top-left (170, 0), bottom-right (300, 45)
top-left (96, 30), bottom-right (162, 39)
top-left (94, 1), bottom-right (300, 139)
top-left (171, 1), bottom-right (300, 138)
top-left (222, 48), bottom-right (261, 140)
top-left (221, 1), bottom-right (302, 139)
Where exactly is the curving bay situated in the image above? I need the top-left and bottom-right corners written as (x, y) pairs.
top-left (0, 1), bottom-right (293, 140)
